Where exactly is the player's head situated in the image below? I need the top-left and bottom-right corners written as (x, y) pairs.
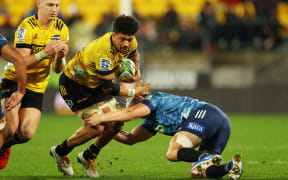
top-left (37, 0), bottom-right (60, 21)
top-left (112, 15), bottom-right (139, 54)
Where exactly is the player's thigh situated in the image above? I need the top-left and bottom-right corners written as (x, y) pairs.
top-left (59, 73), bottom-right (113, 113)
top-left (168, 131), bottom-right (202, 152)
top-left (0, 98), bottom-right (21, 135)
top-left (18, 107), bottom-right (41, 137)
top-left (17, 89), bottom-right (43, 138)
top-left (0, 79), bottom-right (21, 134)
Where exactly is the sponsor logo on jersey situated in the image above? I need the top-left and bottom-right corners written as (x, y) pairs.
top-left (100, 58), bottom-right (111, 71)
top-left (65, 100), bottom-right (73, 109)
top-left (33, 33), bottom-right (38, 40)
top-left (181, 108), bottom-right (191, 119)
top-left (17, 28), bottom-right (26, 42)
top-left (60, 85), bottom-right (68, 96)
top-left (187, 122), bottom-right (205, 134)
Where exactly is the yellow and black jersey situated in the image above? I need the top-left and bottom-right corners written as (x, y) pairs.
top-left (3, 14), bottom-right (69, 93)
top-left (64, 32), bottom-right (137, 89)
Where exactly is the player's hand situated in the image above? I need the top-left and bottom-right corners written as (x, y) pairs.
top-left (5, 91), bottom-right (24, 111)
top-left (83, 113), bottom-right (102, 127)
top-left (57, 44), bottom-right (69, 59)
top-left (130, 70), bottom-right (141, 82)
top-left (134, 83), bottom-right (151, 96)
top-left (44, 40), bottom-right (66, 56)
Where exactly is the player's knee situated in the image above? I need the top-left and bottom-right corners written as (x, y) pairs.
top-left (103, 122), bottom-right (123, 134)
top-left (166, 150), bottom-right (178, 161)
top-left (18, 130), bottom-right (34, 143)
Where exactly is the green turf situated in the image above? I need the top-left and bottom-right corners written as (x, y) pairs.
top-left (0, 113), bottom-right (288, 179)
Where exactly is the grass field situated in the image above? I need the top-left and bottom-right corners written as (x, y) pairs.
top-left (0, 113), bottom-right (288, 180)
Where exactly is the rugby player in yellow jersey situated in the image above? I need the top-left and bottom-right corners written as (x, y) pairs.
top-left (50, 15), bottom-right (150, 177)
top-left (0, 0), bottom-right (69, 169)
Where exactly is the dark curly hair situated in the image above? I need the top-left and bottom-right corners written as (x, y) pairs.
top-left (113, 15), bottom-right (139, 35)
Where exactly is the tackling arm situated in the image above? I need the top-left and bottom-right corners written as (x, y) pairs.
top-left (84, 103), bottom-right (151, 127)
top-left (113, 125), bottom-right (154, 145)
top-left (97, 73), bottom-right (150, 97)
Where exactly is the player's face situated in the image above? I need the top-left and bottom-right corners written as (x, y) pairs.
top-left (37, 0), bottom-right (60, 21)
top-left (112, 32), bottom-right (134, 54)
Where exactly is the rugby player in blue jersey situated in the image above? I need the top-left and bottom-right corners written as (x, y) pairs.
top-left (0, 33), bottom-right (27, 169)
top-left (84, 92), bottom-right (243, 179)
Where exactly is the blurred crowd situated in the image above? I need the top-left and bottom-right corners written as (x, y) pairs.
top-left (1, 0), bottom-right (288, 53)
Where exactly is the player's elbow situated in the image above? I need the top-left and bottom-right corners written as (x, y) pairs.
top-left (13, 55), bottom-right (26, 67)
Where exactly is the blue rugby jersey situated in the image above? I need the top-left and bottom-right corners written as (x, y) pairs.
top-left (0, 34), bottom-right (8, 56)
top-left (140, 92), bottom-right (207, 136)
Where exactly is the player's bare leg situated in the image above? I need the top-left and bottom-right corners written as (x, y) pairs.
top-left (0, 99), bottom-right (21, 149)
top-left (0, 100), bottom-right (21, 169)
top-left (77, 122), bottom-right (122, 177)
top-left (166, 131), bottom-right (202, 161)
top-left (16, 108), bottom-right (41, 143)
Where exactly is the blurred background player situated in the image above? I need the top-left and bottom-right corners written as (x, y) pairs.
top-left (84, 92), bottom-right (243, 179)
top-left (0, 33), bottom-right (27, 169)
top-left (0, 0), bottom-right (69, 169)
top-left (50, 15), bottom-right (150, 177)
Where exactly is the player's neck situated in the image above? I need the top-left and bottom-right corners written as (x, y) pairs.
top-left (38, 13), bottom-right (54, 29)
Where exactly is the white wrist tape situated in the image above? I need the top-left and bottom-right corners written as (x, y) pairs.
top-left (35, 50), bottom-right (47, 61)
top-left (128, 89), bottom-right (135, 97)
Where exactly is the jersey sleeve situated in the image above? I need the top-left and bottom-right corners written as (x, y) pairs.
top-left (14, 20), bottom-right (33, 49)
top-left (0, 34), bottom-right (8, 56)
top-left (94, 53), bottom-right (115, 76)
top-left (140, 94), bottom-right (160, 113)
top-left (61, 24), bottom-right (70, 45)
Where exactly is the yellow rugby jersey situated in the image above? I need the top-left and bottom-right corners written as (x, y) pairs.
top-left (3, 15), bottom-right (69, 93)
top-left (64, 32), bottom-right (137, 88)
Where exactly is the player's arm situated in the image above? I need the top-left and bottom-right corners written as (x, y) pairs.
top-left (127, 50), bottom-right (140, 82)
top-left (1, 44), bottom-right (27, 110)
top-left (52, 42), bottom-right (68, 73)
top-left (97, 73), bottom-right (150, 98)
top-left (84, 103), bottom-right (150, 126)
top-left (17, 40), bottom-right (67, 69)
top-left (113, 125), bottom-right (154, 145)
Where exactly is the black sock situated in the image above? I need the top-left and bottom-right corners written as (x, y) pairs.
top-left (2, 133), bottom-right (21, 149)
top-left (55, 140), bottom-right (74, 156)
top-left (205, 162), bottom-right (233, 178)
top-left (177, 148), bottom-right (202, 162)
top-left (83, 143), bottom-right (101, 161)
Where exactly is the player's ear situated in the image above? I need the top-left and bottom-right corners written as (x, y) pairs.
top-left (112, 32), bottom-right (116, 39)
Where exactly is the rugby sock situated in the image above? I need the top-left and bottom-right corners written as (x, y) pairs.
top-left (2, 133), bottom-right (21, 149)
top-left (55, 140), bottom-right (74, 156)
top-left (205, 161), bottom-right (233, 178)
top-left (177, 148), bottom-right (202, 162)
top-left (83, 143), bottom-right (101, 161)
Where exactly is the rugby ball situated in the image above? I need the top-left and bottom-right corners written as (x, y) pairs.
top-left (115, 59), bottom-right (136, 80)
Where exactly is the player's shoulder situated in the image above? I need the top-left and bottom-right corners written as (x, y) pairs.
top-left (88, 32), bottom-right (112, 52)
top-left (17, 15), bottom-right (37, 30)
top-left (54, 17), bottom-right (69, 32)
